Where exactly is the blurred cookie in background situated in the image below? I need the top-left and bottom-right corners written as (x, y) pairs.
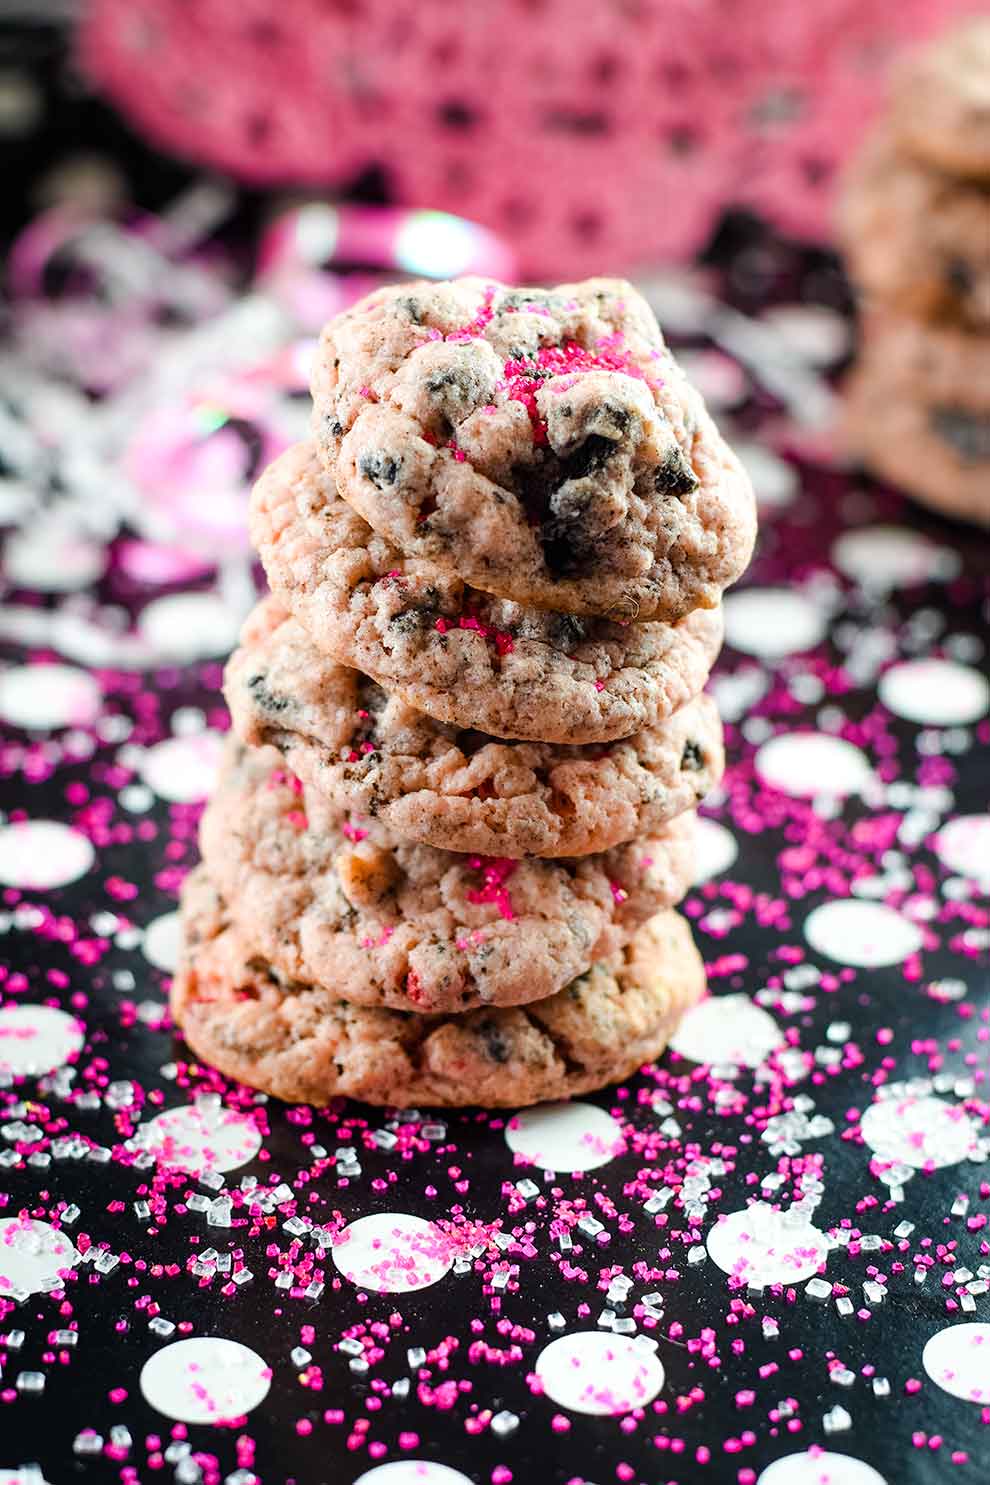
top-left (839, 16), bottom-right (990, 527)
top-left (839, 123), bottom-right (990, 331)
top-left (888, 17), bottom-right (990, 180)
top-left (844, 311), bottom-right (990, 528)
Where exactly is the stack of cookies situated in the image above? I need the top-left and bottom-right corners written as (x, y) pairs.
top-left (172, 276), bottom-right (757, 1108)
top-left (839, 18), bottom-right (990, 528)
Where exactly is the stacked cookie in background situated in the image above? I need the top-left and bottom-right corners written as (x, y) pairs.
top-left (839, 18), bottom-right (990, 528)
top-left (172, 277), bottom-right (757, 1107)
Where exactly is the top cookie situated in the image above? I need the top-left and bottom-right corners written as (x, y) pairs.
top-left (889, 19), bottom-right (990, 180)
top-left (310, 277), bottom-right (756, 620)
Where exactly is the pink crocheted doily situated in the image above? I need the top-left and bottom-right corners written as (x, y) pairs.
top-left (79, 0), bottom-right (985, 276)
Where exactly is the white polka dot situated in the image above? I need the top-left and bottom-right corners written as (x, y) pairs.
top-left (0, 1005), bottom-right (84, 1077)
top-left (724, 588), bottom-right (827, 658)
top-left (761, 305), bottom-right (850, 367)
top-left (535, 1331), bottom-right (664, 1415)
top-left (140, 1337), bottom-right (271, 1424)
top-left (755, 733), bottom-right (873, 798)
top-left (331, 1213), bottom-right (453, 1292)
top-left (142, 911), bottom-right (183, 973)
top-left (0, 664), bottom-right (101, 730)
top-left (3, 524), bottom-right (106, 592)
top-left (757, 1452), bottom-right (888, 1485)
top-left (671, 995), bottom-right (783, 1069)
top-left (879, 659), bottom-right (988, 726)
top-left (132, 1105), bottom-right (262, 1174)
top-left (860, 1096), bottom-right (977, 1170)
top-left (505, 1102), bottom-right (624, 1173)
top-left (354, 1465), bottom-right (473, 1485)
top-left (675, 349), bottom-right (747, 410)
top-left (922, 1323), bottom-right (990, 1404)
top-left (804, 900), bottom-right (922, 967)
top-left (0, 477), bottom-right (38, 524)
top-left (0, 1217), bottom-right (79, 1295)
top-left (138, 593), bottom-right (243, 662)
top-left (0, 820), bottom-right (95, 889)
top-left (934, 816), bottom-right (990, 886)
top-left (832, 526), bottom-right (960, 590)
top-left (139, 731), bottom-right (224, 802)
top-left (733, 442), bottom-right (797, 509)
top-left (693, 818), bottom-right (738, 883)
top-left (707, 1204), bottom-right (829, 1286)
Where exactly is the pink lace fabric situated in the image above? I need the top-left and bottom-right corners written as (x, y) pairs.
top-left (79, 0), bottom-right (986, 276)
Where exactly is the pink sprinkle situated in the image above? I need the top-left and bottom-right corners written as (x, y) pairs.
top-left (501, 340), bottom-right (644, 445)
top-left (466, 856), bottom-right (519, 921)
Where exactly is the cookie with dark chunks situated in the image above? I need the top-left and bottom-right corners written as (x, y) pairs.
top-left (250, 443), bottom-right (724, 744)
top-left (225, 598), bottom-right (723, 858)
top-left (889, 19), bottom-right (990, 181)
top-left (839, 123), bottom-right (990, 330)
top-left (844, 311), bottom-right (990, 528)
top-left (310, 277), bottom-right (755, 620)
top-left (172, 867), bottom-right (706, 1109)
top-left (198, 741), bottom-right (697, 1014)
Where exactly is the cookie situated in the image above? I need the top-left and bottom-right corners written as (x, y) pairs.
top-left (225, 597), bottom-right (723, 859)
top-left (199, 741), bottom-right (697, 1013)
top-left (310, 277), bottom-right (756, 620)
top-left (172, 867), bottom-right (706, 1108)
top-left (251, 442), bottom-right (724, 744)
top-left (844, 313), bottom-right (990, 527)
top-left (889, 19), bottom-right (990, 181)
top-left (839, 123), bottom-right (990, 330)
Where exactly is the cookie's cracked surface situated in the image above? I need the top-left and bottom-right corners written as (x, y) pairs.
top-left (310, 277), bottom-right (755, 620)
top-left (199, 741), bottom-right (697, 1013)
top-left (251, 442), bottom-right (724, 744)
top-left (225, 597), bottom-right (724, 858)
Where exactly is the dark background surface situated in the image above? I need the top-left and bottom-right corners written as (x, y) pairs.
top-left (0, 12), bottom-right (988, 1485)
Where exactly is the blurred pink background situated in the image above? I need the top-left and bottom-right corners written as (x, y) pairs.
top-left (80, 0), bottom-right (987, 276)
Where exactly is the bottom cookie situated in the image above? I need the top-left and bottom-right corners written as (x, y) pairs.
top-left (171, 866), bottom-right (706, 1108)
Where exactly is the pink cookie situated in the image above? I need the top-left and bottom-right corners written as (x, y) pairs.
top-left (313, 277), bottom-right (756, 621)
top-left (174, 867), bottom-right (706, 1109)
top-left (225, 597), bottom-right (724, 858)
top-left (199, 739), bottom-right (697, 1014)
top-left (250, 443), bottom-right (724, 744)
